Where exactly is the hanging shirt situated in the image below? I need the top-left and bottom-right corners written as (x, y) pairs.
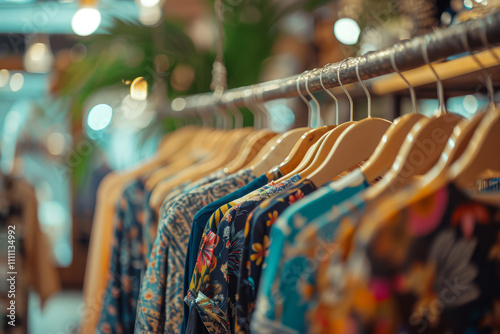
top-left (97, 179), bottom-right (156, 334)
top-left (252, 170), bottom-right (370, 333)
top-left (235, 179), bottom-right (317, 334)
top-left (185, 175), bottom-right (302, 334)
top-left (304, 183), bottom-right (500, 334)
top-left (135, 168), bottom-right (257, 334)
top-left (182, 174), bottom-right (273, 334)
top-left (184, 169), bottom-right (228, 193)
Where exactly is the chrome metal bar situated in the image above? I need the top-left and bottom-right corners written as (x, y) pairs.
top-left (172, 11), bottom-right (500, 113)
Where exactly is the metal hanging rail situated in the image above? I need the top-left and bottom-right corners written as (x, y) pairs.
top-left (172, 10), bottom-right (500, 113)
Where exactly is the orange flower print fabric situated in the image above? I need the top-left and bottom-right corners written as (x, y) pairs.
top-left (305, 183), bottom-right (500, 334)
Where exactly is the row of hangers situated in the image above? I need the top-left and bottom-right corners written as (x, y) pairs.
top-left (143, 19), bottom-right (500, 213)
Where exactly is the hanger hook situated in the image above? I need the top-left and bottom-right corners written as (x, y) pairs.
top-left (255, 87), bottom-right (271, 129)
top-left (337, 58), bottom-right (354, 121)
top-left (460, 25), bottom-right (494, 110)
top-left (305, 71), bottom-right (322, 127)
top-left (296, 70), bottom-right (313, 126)
top-left (421, 35), bottom-right (446, 115)
top-left (320, 63), bottom-right (339, 125)
top-left (227, 94), bottom-right (244, 128)
top-left (355, 56), bottom-right (372, 118)
top-left (243, 88), bottom-right (261, 129)
top-left (391, 41), bottom-right (419, 114)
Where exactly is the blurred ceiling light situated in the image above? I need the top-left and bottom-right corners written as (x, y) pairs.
top-left (140, 0), bottom-right (160, 8)
top-left (47, 132), bottom-right (66, 155)
top-left (171, 97), bottom-right (186, 111)
top-left (9, 73), bottom-right (24, 92)
top-left (139, 5), bottom-right (162, 26)
top-left (71, 8), bottom-right (101, 36)
top-left (334, 18), bottom-right (361, 45)
top-left (0, 69), bottom-right (10, 87)
top-left (187, 16), bottom-right (214, 51)
top-left (24, 38), bottom-right (54, 73)
top-left (87, 104), bottom-right (113, 131)
top-left (130, 77), bottom-right (148, 101)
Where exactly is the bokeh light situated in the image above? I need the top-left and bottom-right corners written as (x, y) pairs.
top-left (71, 8), bottom-right (102, 36)
top-left (130, 77), bottom-right (148, 101)
top-left (87, 104), bottom-right (113, 131)
top-left (334, 18), bottom-right (361, 45)
top-left (9, 73), bottom-right (24, 92)
top-left (47, 132), bottom-right (66, 155)
top-left (0, 69), bottom-right (10, 87)
top-left (140, 0), bottom-right (160, 8)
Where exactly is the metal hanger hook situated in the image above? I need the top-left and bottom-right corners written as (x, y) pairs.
top-left (337, 57), bottom-right (354, 122)
top-left (243, 87), bottom-right (262, 129)
top-left (391, 41), bottom-right (419, 114)
top-left (305, 71), bottom-right (322, 127)
top-left (296, 70), bottom-right (313, 126)
top-left (255, 87), bottom-right (270, 129)
top-left (355, 56), bottom-right (372, 118)
top-left (320, 63), bottom-right (339, 125)
top-left (421, 35), bottom-right (446, 114)
top-left (460, 26), bottom-right (494, 110)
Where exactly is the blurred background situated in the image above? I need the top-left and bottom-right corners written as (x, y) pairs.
top-left (0, 0), bottom-right (497, 332)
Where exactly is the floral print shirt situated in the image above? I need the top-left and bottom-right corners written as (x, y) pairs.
top-left (252, 170), bottom-right (370, 333)
top-left (296, 182), bottom-right (500, 334)
top-left (182, 174), bottom-right (271, 334)
top-left (185, 175), bottom-right (302, 334)
top-left (135, 168), bottom-right (257, 334)
top-left (97, 179), bottom-right (158, 334)
top-left (235, 179), bottom-right (317, 334)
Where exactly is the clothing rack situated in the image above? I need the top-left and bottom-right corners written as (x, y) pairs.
top-left (172, 10), bottom-right (500, 113)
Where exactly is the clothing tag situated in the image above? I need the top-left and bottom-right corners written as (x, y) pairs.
top-left (476, 177), bottom-right (500, 193)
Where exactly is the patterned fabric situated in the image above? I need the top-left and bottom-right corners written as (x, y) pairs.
top-left (295, 183), bottom-right (500, 334)
top-left (97, 179), bottom-right (158, 334)
top-left (182, 175), bottom-right (271, 334)
top-left (185, 175), bottom-right (302, 334)
top-left (135, 168), bottom-right (257, 334)
top-left (252, 170), bottom-right (370, 333)
top-left (184, 169), bottom-right (227, 193)
top-left (236, 179), bottom-right (317, 334)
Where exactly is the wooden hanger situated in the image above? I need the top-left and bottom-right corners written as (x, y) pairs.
top-left (365, 38), bottom-right (464, 201)
top-left (450, 109), bottom-right (500, 193)
top-left (149, 128), bottom-right (253, 210)
top-left (251, 127), bottom-right (310, 177)
top-left (306, 57), bottom-right (392, 187)
top-left (145, 127), bottom-right (216, 190)
top-left (361, 43), bottom-right (426, 183)
top-left (403, 28), bottom-right (497, 198)
top-left (224, 130), bottom-right (277, 174)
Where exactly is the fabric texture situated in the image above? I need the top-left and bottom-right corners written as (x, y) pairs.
top-left (97, 179), bottom-right (158, 334)
top-left (236, 179), bottom-right (317, 334)
top-left (252, 170), bottom-right (370, 333)
top-left (182, 174), bottom-right (271, 334)
top-left (305, 183), bottom-right (500, 334)
top-left (185, 175), bottom-right (302, 334)
top-left (135, 168), bottom-right (257, 334)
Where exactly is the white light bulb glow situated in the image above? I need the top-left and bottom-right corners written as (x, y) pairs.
top-left (87, 104), bottom-right (113, 131)
top-left (71, 8), bottom-right (102, 36)
top-left (9, 73), bottom-right (24, 92)
top-left (140, 0), bottom-right (160, 8)
top-left (334, 18), bottom-right (361, 45)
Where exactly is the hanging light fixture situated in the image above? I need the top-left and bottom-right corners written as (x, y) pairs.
top-left (23, 35), bottom-right (55, 73)
top-left (71, 0), bottom-right (101, 37)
